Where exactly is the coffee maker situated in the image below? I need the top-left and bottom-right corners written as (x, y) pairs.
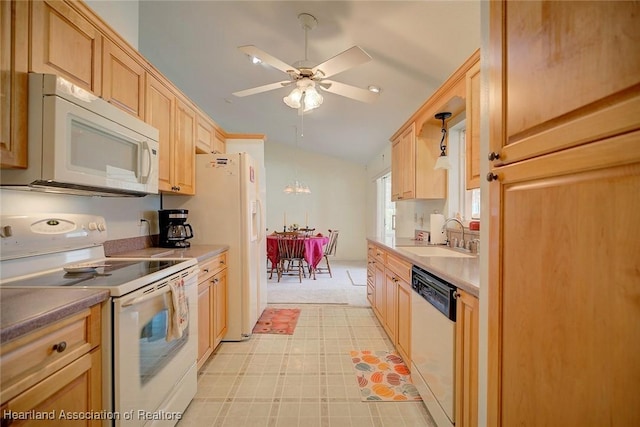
top-left (158, 209), bottom-right (194, 248)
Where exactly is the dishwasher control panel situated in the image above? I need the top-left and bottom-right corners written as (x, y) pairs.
top-left (411, 265), bottom-right (457, 321)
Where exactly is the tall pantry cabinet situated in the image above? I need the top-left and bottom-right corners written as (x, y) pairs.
top-left (487, 2), bottom-right (640, 426)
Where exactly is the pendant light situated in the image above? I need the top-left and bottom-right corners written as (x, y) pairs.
top-left (434, 112), bottom-right (452, 170)
top-left (283, 124), bottom-right (311, 194)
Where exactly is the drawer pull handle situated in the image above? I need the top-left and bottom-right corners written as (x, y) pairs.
top-left (203, 268), bottom-right (210, 273)
top-left (52, 341), bottom-right (67, 353)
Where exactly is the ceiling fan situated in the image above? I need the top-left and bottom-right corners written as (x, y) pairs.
top-left (232, 13), bottom-right (379, 112)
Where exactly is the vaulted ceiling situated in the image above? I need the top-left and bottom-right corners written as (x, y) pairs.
top-left (138, 1), bottom-right (481, 165)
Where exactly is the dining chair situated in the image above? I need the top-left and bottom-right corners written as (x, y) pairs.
top-left (276, 236), bottom-right (307, 283)
top-left (315, 229), bottom-right (339, 278)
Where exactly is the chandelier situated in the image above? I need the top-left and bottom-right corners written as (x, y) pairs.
top-left (283, 125), bottom-right (311, 194)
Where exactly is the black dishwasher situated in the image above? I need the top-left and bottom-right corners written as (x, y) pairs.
top-left (411, 265), bottom-right (457, 322)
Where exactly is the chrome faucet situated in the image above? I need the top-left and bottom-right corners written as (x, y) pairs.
top-left (442, 218), bottom-right (466, 248)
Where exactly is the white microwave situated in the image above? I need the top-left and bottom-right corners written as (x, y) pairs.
top-left (1, 73), bottom-right (159, 197)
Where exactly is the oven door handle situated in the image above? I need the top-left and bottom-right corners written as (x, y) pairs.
top-left (120, 267), bottom-right (199, 308)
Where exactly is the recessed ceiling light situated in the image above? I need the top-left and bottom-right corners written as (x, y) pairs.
top-left (368, 85), bottom-right (381, 93)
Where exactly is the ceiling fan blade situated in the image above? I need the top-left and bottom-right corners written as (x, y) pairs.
top-left (319, 80), bottom-right (379, 103)
top-left (238, 45), bottom-right (300, 76)
top-left (312, 46), bottom-right (372, 78)
top-left (232, 81), bottom-right (292, 97)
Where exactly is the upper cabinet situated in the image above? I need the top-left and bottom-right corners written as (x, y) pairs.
top-left (391, 49), bottom-right (480, 200)
top-left (465, 60), bottom-right (481, 189)
top-left (488, 1), bottom-right (640, 166)
top-left (174, 98), bottom-right (196, 195)
top-left (0, 0), bottom-right (28, 169)
top-left (102, 38), bottom-right (145, 119)
top-left (30, 0), bottom-right (102, 93)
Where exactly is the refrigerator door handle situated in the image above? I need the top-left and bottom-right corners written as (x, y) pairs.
top-left (256, 198), bottom-right (265, 242)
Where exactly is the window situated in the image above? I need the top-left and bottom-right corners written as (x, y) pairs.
top-left (448, 120), bottom-right (480, 222)
top-left (377, 172), bottom-right (395, 238)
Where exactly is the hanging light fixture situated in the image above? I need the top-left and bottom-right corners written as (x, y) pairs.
top-left (434, 112), bottom-right (452, 170)
top-left (283, 125), bottom-right (312, 194)
top-left (283, 79), bottom-right (323, 112)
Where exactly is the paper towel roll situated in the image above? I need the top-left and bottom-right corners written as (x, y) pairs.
top-left (430, 214), bottom-right (446, 244)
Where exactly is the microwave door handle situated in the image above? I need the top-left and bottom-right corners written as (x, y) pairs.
top-left (140, 140), bottom-right (152, 184)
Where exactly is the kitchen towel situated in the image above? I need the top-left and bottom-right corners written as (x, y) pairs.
top-left (166, 278), bottom-right (189, 341)
top-left (430, 213), bottom-right (446, 244)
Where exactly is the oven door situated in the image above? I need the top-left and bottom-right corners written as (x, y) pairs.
top-left (113, 267), bottom-right (197, 425)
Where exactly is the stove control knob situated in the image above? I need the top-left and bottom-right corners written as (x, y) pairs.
top-left (1, 225), bottom-right (12, 238)
top-left (97, 223), bottom-right (107, 232)
top-left (88, 222), bottom-right (98, 231)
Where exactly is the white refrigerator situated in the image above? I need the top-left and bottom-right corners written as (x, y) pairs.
top-left (165, 152), bottom-right (266, 341)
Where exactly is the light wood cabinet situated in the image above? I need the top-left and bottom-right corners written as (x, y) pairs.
top-left (396, 278), bottom-right (411, 367)
top-left (367, 242), bottom-right (412, 366)
top-left (390, 52), bottom-right (482, 201)
top-left (213, 128), bottom-right (226, 154)
top-left (30, 0), bottom-right (102, 94)
top-left (487, 2), bottom-right (640, 425)
top-left (196, 252), bottom-right (227, 369)
top-left (1, 305), bottom-right (102, 424)
top-left (0, 0), bottom-right (28, 169)
top-left (195, 113), bottom-right (215, 154)
top-left (102, 38), bottom-right (145, 119)
top-left (455, 289), bottom-right (478, 427)
top-left (465, 59), bottom-right (481, 189)
top-left (173, 98), bottom-right (197, 195)
top-left (146, 73), bottom-right (175, 193)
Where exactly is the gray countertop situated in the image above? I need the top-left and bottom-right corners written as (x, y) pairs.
top-left (367, 236), bottom-right (480, 297)
top-left (0, 288), bottom-right (110, 343)
top-left (112, 244), bottom-right (229, 262)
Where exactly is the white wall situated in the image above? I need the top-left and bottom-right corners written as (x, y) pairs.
top-left (85, 0), bottom-right (139, 49)
top-left (265, 142), bottom-right (367, 261)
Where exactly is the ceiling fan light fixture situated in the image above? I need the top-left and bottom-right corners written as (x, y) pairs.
top-left (283, 88), bottom-right (303, 108)
top-left (251, 55), bottom-right (262, 64)
top-left (303, 87), bottom-right (323, 112)
top-left (368, 85), bottom-right (381, 93)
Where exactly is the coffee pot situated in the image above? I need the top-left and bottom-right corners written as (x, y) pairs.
top-left (158, 209), bottom-right (194, 248)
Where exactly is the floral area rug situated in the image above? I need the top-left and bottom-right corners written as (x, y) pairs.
top-left (350, 350), bottom-right (422, 401)
top-left (252, 308), bottom-right (301, 335)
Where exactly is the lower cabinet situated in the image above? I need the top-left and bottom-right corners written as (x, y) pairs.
top-left (367, 243), bottom-right (412, 367)
top-left (455, 289), bottom-right (479, 427)
top-left (0, 304), bottom-right (102, 425)
top-left (196, 251), bottom-right (228, 369)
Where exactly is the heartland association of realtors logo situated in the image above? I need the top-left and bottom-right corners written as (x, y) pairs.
top-left (1, 410), bottom-right (183, 422)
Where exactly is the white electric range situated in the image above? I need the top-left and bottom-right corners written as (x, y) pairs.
top-left (0, 214), bottom-right (199, 426)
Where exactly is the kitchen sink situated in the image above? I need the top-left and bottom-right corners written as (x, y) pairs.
top-left (398, 246), bottom-right (475, 258)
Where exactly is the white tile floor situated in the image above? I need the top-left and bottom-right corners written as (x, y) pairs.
top-left (178, 262), bottom-right (436, 426)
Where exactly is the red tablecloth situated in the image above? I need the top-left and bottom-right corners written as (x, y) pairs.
top-left (267, 235), bottom-right (330, 270)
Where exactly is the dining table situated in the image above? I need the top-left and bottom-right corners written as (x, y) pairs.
top-left (266, 234), bottom-right (330, 276)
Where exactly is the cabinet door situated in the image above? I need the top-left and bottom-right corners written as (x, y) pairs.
top-left (196, 113), bottom-right (214, 154)
top-left (465, 59), bottom-right (481, 189)
top-left (400, 125), bottom-right (415, 199)
top-left (383, 271), bottom-right (397, 343)
top-left (102, 38), bottom-right (145, 119)
top-left (213, 270), bottom-right (227, 348)
top-left (145, 73), bottom-right (175, 193)
top-left (213, 128), bottom-right (226, 154)
top-left (174, 98), bottom-right (196, 195)
top-left (197, 280), bottom-right (213, 369)
top-left (0, 0), bottom-right (28, 168)
top-left (4, 350), bottom-right (102, 427)
top-left (31, 0), bottom-right (102, 94)
top-left (396, 279), bottom-right (411, 366)
top-left (487, 133), bottom-right (640, 426)
top-left (373, 261), bottom-right (385, 322)
top-left (455, 289), bottom-right (478, 427)
top-left (489, 1), bottom-right (640, 166)
top-left (391, 136), bottom-right (402, 201)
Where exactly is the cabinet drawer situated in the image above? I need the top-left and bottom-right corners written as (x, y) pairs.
top-left (1, 306), bottom-right (99, 403)
top-left (198, 252), bottom-right (227, 282)
top-left (372, 245), bottom-right (386, 263)
top-left (386, 253), bottom-right (411, 283)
